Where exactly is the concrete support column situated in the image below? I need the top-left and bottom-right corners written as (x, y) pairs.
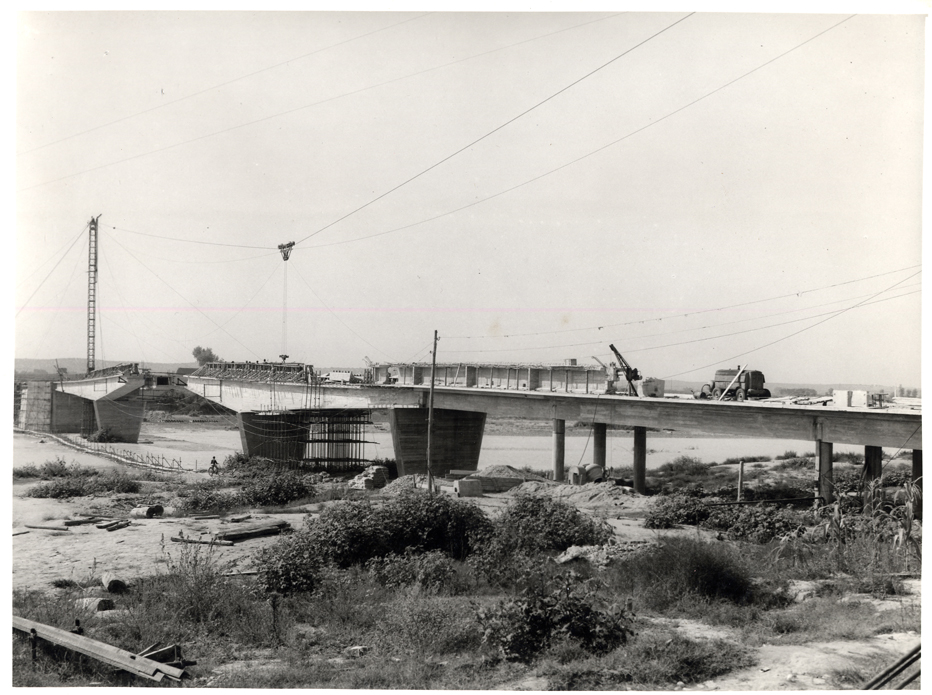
top-left (633, 426), bottom-right (647, 494)
top-left (817, 440), bottom-right (834, 505)
top-left (593, 423), bottom-right (607, 469)
top-left (912, 450), bottom-right (922, 520)
top-left (552, 418), bottom-right (565, 482)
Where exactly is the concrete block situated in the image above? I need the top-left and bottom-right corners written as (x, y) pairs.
top-left (833, 390), bottom-right (852, 407)
top-left (850, 390), bottom-right (869, 407)
top-left (454, 479), bottom-right (484, 497)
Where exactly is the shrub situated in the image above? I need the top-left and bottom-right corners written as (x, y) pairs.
top-left (379, 595), bottom-right (482, 655)
top-left (86, 428), bottom-right (120, 443)
top-left (366, 550), bottom-right (457, 592)
top-left (13, 464), bottom-right (42, 479)
top-left (257, 491), bottom-right (491, 593)
top-left (775, 450), bottom-right (798, 460)
top-left (656, 456), bottom-right (710, 477)
top-left (489, 494), bottom-right (612, 554)
top-left (644, 494), bottom-right (710, 529)
top-left (176, 482), bottom-right (242, 513)
top-left (722, 455), bottom-right (771, 465)
top-left (240, 472), bottom-right (314, 507)
top-left (477, 573), bottom-right (632, 663)
top-left (706, 505), bottom-right (807, 543)
top-left (607, 537), bottom-right (754, 611)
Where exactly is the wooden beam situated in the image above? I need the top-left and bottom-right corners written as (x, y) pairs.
top-left (593, 423), bottom-right (606, 468)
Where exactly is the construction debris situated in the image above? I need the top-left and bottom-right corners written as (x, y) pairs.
top-left (129, 505), bottom-right (164, 519)
top-left (348, 465), bottom-right (390, 490)
top-left (64, 517), bottom-right (107, 527)
top-left (74, 597), bottom-right (115, 612)
top-left (170, 536), bottom-right (234, 547)
top-left (215, 520), bottom-right (291, 543)
top-left (106, 521), bottom-right (131, 532)
top-left (13, 615), bottom-right (188, 682)
top-left (24, 524), bottom-right (70, 532)
top-left (96, 520), bottom-right (124, 530)
top-left (101, 572), bottom-right (127, 594)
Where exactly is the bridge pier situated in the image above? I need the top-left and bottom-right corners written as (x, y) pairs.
top-left (633, 426), bottom-right (646, 494)
top-left (592, 423), bottom-right (606, 469)
top-left (389, 408), bottom-right (486, 477)
top-left (817, 440), bottom-right (834, 505)
top-left (553, 419), bottom-right (565, 482)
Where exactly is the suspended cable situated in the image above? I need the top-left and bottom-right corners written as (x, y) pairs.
top-left (18, 13), bottom-right (624, 194)
top-left (16, 223), bottom-right (91, 291)
top-left (198, 260), bottom-right (282, 339)
top-left (18, 14), bottom-right (432, 156)
top-left (660, 270), bottom-right (918, 380)
top-left (441, 288), bottom-right (919, 356)
top-left (303, 14), bottom-right (856, 252)
top-left (294, 13), bottom-right (694, 247)
top-left (109, 224), bottom-right (273, 250)
top-left (16, 222), bottom-right (89, 317)
top-left (104, 233), bottom-right (261, 359)
top-left (289, 261), bottom-right (395, 361)
top-left (444, 264), bottom-right (920, 339)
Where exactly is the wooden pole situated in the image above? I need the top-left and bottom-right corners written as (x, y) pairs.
top-left (593, 423), bottom-right (606, 469)
top-left (427, 330), bottom-right (438, 495)
top-left (912, 449), bottom-right (922, 520)
top-left (737, 461), bottom-right (744, 501)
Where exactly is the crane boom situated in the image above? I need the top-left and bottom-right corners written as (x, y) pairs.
top-left (608, 344), bottom-right (641, 397)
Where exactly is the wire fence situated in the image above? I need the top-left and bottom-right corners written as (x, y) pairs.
top-left (14, 428), bottom-right (193, 474)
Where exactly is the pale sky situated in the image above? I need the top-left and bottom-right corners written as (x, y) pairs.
top-left (13, 6), bottom-right (926, 387)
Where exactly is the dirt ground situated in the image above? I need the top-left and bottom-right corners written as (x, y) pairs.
top-left (11, 431), bottom-right (922, 690)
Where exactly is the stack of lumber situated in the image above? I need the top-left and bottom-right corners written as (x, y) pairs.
top-left (215, 519), bottom-right (291, 542)
top-left (348, 465), bottom-right (390, 490)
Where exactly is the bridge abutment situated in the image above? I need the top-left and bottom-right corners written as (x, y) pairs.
top-left (389, 408), bottom-right (486, 477)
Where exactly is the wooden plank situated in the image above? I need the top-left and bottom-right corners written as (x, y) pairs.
top-left (170, 536), bottom-right (234, 547)
top-left (12, 615), bottom-right (185, 681)
top-left (64, 517), bottom-right (105, 527)
top-left (24, 524), bottom-right (69, 532)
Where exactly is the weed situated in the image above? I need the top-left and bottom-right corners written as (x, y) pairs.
top-left (606, 537), bottom-right (755, 611)
top-left (477, 572), bottom-right (632, 663)
top-left (722, 455), bottom-right (772, 465)
top-left (775, 450), bottom-right (798, 460)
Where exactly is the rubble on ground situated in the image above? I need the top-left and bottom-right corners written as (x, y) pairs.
top-left (347, 465), bottom-right (390, 490)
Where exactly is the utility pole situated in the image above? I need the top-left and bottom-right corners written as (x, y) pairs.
top-left (86, 215), bottom-right (100, 375)
top-left (426, 330), bottom-right (439, 496)
top-left (278, 242), bottom-right (295, 362)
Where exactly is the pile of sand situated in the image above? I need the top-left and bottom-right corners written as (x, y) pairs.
top-left (470, 465), bottom-right (552, 482)
top-left (507, 480), bottom-right (650, 510)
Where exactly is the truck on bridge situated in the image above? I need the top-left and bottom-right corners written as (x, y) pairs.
top-left (697, 366), bottom-right (771, 401)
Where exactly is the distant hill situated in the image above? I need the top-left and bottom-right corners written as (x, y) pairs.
top-left (14, 357), bottom-right (197, 376)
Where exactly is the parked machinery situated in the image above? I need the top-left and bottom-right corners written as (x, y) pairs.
top-left (697, 365), bottom-right (771, 401)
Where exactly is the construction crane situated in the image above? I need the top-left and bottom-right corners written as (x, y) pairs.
top-left (608, 344), bottom-right (642, 397)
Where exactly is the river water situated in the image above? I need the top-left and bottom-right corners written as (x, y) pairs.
top-left (14, 426), bottom-right (867, 475)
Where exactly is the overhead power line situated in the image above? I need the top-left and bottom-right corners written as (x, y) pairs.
top-left (293, 13), bottom-right (694, 247)
top-left (661, 270), bottom-right (919, 380)
top-left (17, 13), bottom-right (624, 194)
top-left (109, 224), bottom-right (273, 250)
top-left (18, 13), bottom-right (433, 156)
top-left (302, 14), bottom-right (856, 252)
top-left (441, 288), bottom-right (919, 356)
top-left (104, 233), bottom-right (261, 360)
top-left (443, 264), bottom-right (921, 340)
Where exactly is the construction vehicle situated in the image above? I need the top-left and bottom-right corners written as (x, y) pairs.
top-left (606, 344), bottom-right (642, 396)
top-left (696, 365), bottom-right (771, 401)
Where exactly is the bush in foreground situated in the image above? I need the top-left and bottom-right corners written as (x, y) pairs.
top-left (257, 490), bottom-right (491, 593)
top-left (477, 573), bottom-right (632, 663)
